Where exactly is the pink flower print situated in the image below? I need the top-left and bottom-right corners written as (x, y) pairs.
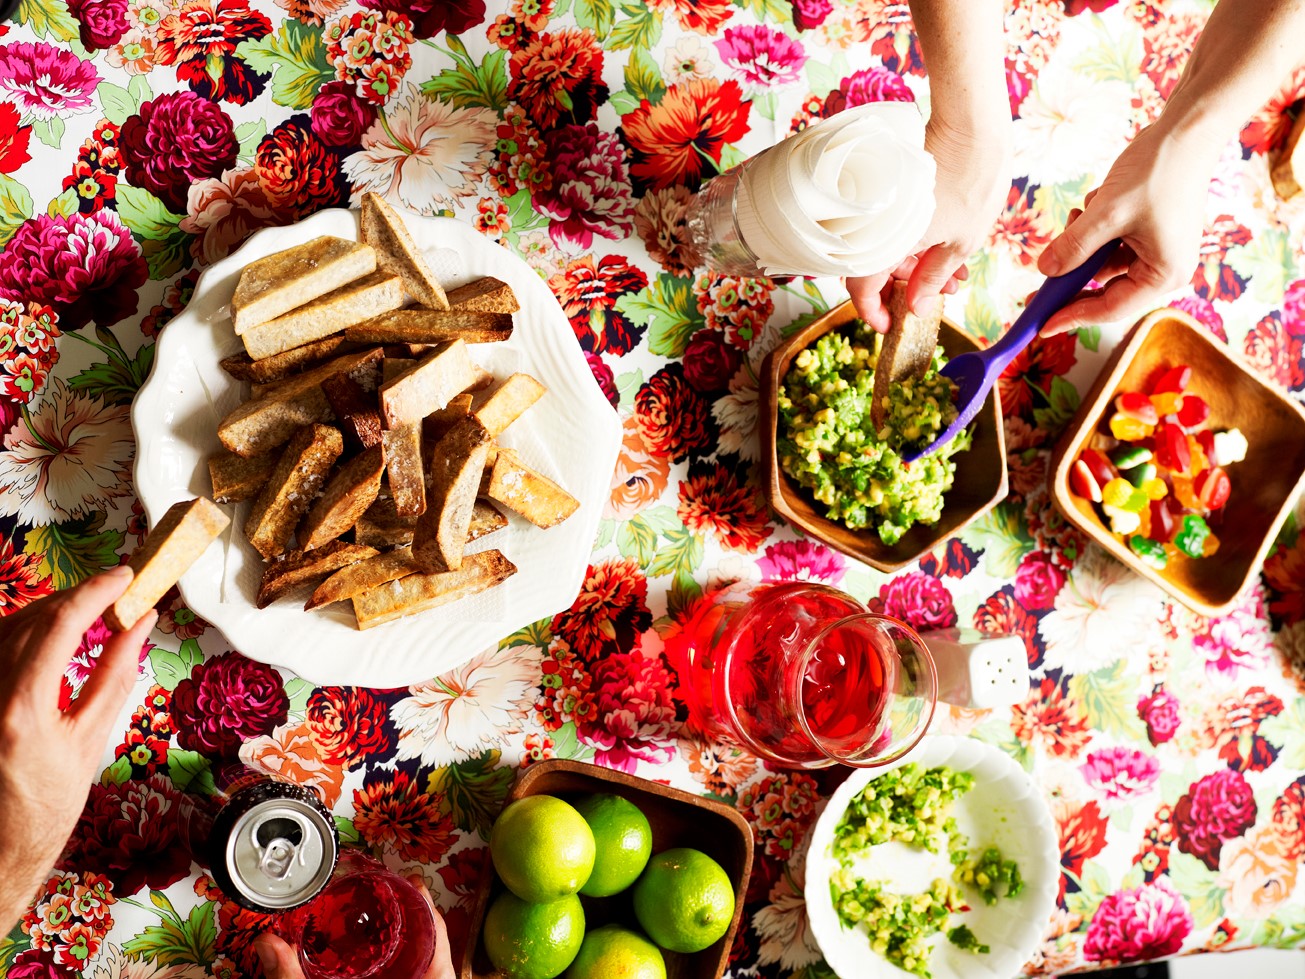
top-left (757, 540), bottom-right (847, 585)
top-left (715, 25), bottom-right (807, 88)
top-left (0, 43), bottom-right (101, 119)
top-left (1079, 746), bottom-right (1160, 801)
top-left (1084, 878), bottom-right (1193, 963)
top-left (1137, 688), bottom-right (1181, 746)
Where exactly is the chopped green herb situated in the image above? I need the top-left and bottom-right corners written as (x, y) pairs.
top-left (832, 763), bottom-right (975, 860)
top-left (955, 846), bottom-right (1023, 905)
top-left (947, 924), bottom-right (990, 954)
top-left (831, 872), bottom-right (961, 978)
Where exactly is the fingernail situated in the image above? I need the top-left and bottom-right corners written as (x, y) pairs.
top-left (105, 564), bottom-right (133, 581)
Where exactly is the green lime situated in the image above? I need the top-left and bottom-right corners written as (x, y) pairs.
top-left (565, 924), bottom-right (666, 979)
top-left (483, 891), bottom-right (584, 979)
top-left (491, 796), bottom-right (595, 902)
top-left (571, 794), bottom-right (653, 897)
top-left (632, 848), bottom-right (735, 954)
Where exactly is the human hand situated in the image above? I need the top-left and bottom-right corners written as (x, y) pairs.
top-left (253, 876), bottom-right (456, 979)
top-left (1036, 123), bottom-right (1219, 336)
top-left (847, 114), bottom-right (1012, 332)
top-left (0, 566), bottom-right (157, 922)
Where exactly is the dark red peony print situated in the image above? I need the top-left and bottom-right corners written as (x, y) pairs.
top-left (254, 116), bottom-right (347, 219)
top-left (306, 687), bottom-right (394, 769)
top-left (553, 557), bottom-right (653, 658)
top-left (634, 363), bottom-right (713, 461)
top-left (171, 652), bottom-right (289, 756)
top-left (1171, 768), bottom-right (1257, 870)
top-left (120, 92), bottom-right (238, 213)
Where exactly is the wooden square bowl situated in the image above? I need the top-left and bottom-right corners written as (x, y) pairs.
top-left (460, 759), bottom-right (754, 979)
top-left (1050, 307), bottom-right (1305, 616)
top-left (760, 299), bottom-right (1008, 572)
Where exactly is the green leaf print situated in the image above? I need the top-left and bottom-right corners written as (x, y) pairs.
top-left (421, 42), bottom-right (509, 112)
top-left (1075, 324), bottom-right (1102, 353)
top-left (733, 0), bottom-right (793, 23)
top-left (24, 513), bottom-right (124, 589)
top-left (100, 755), bottom-right (133, 787)
top-left (1228, 226), bottom-right (1296, 303)
top-left (167, 749), bottom-right (216, 795)
top-left (97, 83), bottom-right (140, 126)
top-left (607, 2), bottom-right (663, 51)
top-left (30, 117), bottom-right (65, 150)
top-left (1032, 375), bottom-right (1082, 432)
top-left (0, 930), bottom-right (31, 972)
top-left (117, 184), bottom-right (185, 239)
top-left (614, 368), bottom-right (643, 409)
top-left (1070, 22), bottom-right (1142, 85)
top-left (805, 59), bottom-right (839, 99)
top-left (284, 677), bottom-right (314, 721)
top-left (16, 0), bottom-right (77, 40)
top-left (647, 527), bottom-right (704, 580)
top-left (960, 502), bottom-right (1033, 579)
top-left (617, 513), bottom-right (659, 568)
top-left (1259, 698), bottom-right (1305, 768)
top-left (623, 47), bottom-right (666, 106)
top-left (335, 816), bottom-right (361, 846)
top-left (667, 571), bottom-right (704, 621)
top-left (237, 21), bottom-right (333, 110)
top-left (1167, 851), bottom-right (1227, 928)
top-left (47, 187), bottom-right (79, 218)
top-left (149, 639), bottom-right (206, 691)
top-left (122, 899), bottom-right (218, 966)
top-left (962, 290), bottom-right (1003, 342)
top-left (234, 119), bottom-right (267, 167)
top-left (69, 343), bottom-right (155, 405)
top-left (1065, 861), bottom-right (1112, 924)
top-left (615, 273), bottom-right (704, 358)
top-left (1032, 175), bottom-right (1094, 229)
top-left (550, 721), bottom-right (596, 762)
top-left (0, 175), bottom-right (32, 248)
top-left (428, 750), bottom-right (516, 835)
top-left (1066, 660), bottom-right (1148, 743)
top-left (574, 0), bottom-right (616, 39)
top-left (500, 618), bottom-right (552, 650)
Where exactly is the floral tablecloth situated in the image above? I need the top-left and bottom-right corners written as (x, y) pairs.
top-left (2, 0), bottom-right (1305, 976)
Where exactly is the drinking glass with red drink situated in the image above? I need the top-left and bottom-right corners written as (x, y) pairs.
top-left (278, 851), bottom-right (437, 979)
top-left (666, 581), bottom-right (937, 768)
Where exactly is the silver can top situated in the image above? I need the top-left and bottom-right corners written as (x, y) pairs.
top-left (225, 798), bottom-right (338, 910)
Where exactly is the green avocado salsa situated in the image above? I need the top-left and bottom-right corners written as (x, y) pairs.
top-left (829, 764), bottom-right (1022, 979)
top-left (776, 322), bottom-right (972, 545)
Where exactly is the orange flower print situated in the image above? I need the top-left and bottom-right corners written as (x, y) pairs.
top-left (623, 78), bottom-right (751, 192)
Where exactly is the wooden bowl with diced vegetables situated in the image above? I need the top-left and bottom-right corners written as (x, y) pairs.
top-left (760, 299), bottom-right (1008, 573)
top-left (1050, 307), bottom-right (1305, 616)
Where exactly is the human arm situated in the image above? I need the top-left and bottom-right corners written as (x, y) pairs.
top-left (1038, 0), bottom-right (1305, 335)
top-left (253, 876), bottom-right (456, 979)
top-left (847, 0), bottom-right (1013, 331)
top-left (0, 567), bottom-right (158, 929)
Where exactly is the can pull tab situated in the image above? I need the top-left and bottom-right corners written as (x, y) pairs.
top-left (257, 837), bottom-right (298, 881)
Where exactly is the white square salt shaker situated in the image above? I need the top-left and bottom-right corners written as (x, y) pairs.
top-left (917, 627), bottom-right (1028, 709)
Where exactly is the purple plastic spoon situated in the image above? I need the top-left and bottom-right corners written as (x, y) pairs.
top-left (900, 238), bottom-right (1122, 464)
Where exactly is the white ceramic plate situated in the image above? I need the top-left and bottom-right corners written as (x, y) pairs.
top-left (805, 735), bottom-right (1058, 979)
top-left (132, 209), bottom-right (621, 687)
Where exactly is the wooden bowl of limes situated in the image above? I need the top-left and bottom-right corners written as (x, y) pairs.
top-left (461, 759), bottom-right (754, 979)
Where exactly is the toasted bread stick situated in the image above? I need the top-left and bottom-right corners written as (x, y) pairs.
top-left (412, 418), bottom-right (492, 573)
top-left (422, 393), bottom-right (473, 445)
top-left (245, 424), bottom-right (343, 560)
top-left (242, 271), bottom-right (404, 361)
top-left (208, 451), bottom-right (277, 504)
top-left (870, 281), bottom-right (942, 430)
top-left (360, 193), bottom-right (449, 310)
top-left (446, 276), bottom-right (519, 314)
top-left (105, 497), bottom-right (230, 631)
top-left (351, 549), bottom-right (518, 630)
top-left (473, 373), bottom-right (546, 437)
top-left (232, 237), bottom-right (375, 334)
top-left (344, 308), bottom-right (513, 345)
top-left (354, 494), bottom-right (417, 548)
top-left (299, 445), bottom-right (385, 550)
top-left (379, 340), bottom-right (489, 429)
top-left (485, 448), bottom-right (578, 528)
top-left (306, 546), bottom-right (421, 610)
top-left (256, 540), bottom-right (379, 609)
top-left (382, 422), bottom-right (426, 518)
top-left (219, 335), bottom-right (360, 384)
top-left (322, 372), bottom-right (383, 451)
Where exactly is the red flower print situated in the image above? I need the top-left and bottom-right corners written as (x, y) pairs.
top-left (1264, 536), bottom-right (1305, 624)
top-left (998, 330), bottom-right (1077, 418)
top-left (0, 102), bottom-right (31, 174)
top-left (1055, 797), bottom-right (1108, 902)
top-left (534, 638), bottom-right (596, 732)
top-left (323, 10), bottom-right (414, 106)
top-left (1241, 64), bottom-right (1305, 156)
top-left (305, 686), bottom-right (394, 768)
top-left (1133, 803), bottom-right (1176, 881)
top-left (738, 773), bottom-right (820, 860)
top-left (576, 649), bottom-right (679, 772)
top-left (1012, 677), bottom-right (1090, 759)
top-left (870, 571), bottom-right (958, 630)
top-left (155, 584), bottom-right (210, 639)
top-left (520, 732), bottom-right (555, 767)
top-left (677, 460), bottom-right (773, 553)
top-left (0, 533), bottom-right (53, 615)
top-left (114, 727), bottom-right (169, 777)
top-left (919, 538), bottom-right (979, 579)
top-left (635, 363), bottom-right (712, 461)
top-left (437, 847), bottom-right (486, 899)
top-left (61, 160), bottom-right (116, 213)
top-left (154, 0), bottom-right (273, 105)
top-left (1272, 776), bottom-right (1305, 860)
top-left (553, 558), bottom-right (653, 658)
top-left (360, 0), bottom-right (486, 40)
top-left (171, 652), bottom-right (289, 757)
top-left (215, 896), bottom-right (278, 976)
top-left (1171, 768), bottom-right (1257, 870)
top-left (508, 29), bottom-right (608, 130)
top-left (623, 78), bottom-right (751, 192)
top-left (649, 0), bottom-right (733, 34)
top-left (1013, 551), bottom-right (1066, 611)
top-left (1084, 879), bottom-right (1192, 963)
top-left (682, 328), bottom-right (742, 393)
top-left (988, 179), bottom-right (1052, 266)
top-left (694, 273), bottom-right (774, 351)
top-left (547, 254), bottom-right (649, 356)
top-left (1195, 687), bottom-right (1283, 772)
top-left (1190, 215), bottom-right (1251, 302)
top-left (974, 586), bottom-right (1043, 669)
top-left (60, 774), bottom-right (192, 897)
top-left (1140, 10), bottom-right (1202, 99)
top-left (353, 771), bottom-right (455, 863)
top-left (851, 0), bottom-right (925, 75)
top-left (254, 116), bottom-right (347, 219)
top-left (1243, 312), bottom-right (1303, 392)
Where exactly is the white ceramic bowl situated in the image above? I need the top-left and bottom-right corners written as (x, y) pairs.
top-left (805, 735), bottom-right (1059, 979)
top-left (132, 209), bottom-right (621, 687)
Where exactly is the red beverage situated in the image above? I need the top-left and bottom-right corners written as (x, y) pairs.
top-left (282, 852), bottom-right (436, 979)
top-left (666, 582), bottom-right (936, 768)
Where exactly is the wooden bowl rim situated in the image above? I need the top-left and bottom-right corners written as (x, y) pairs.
top-left (1049, 306), bottom-right (1305, 616)
top-left (761, 299), bottom-right (1008, 572)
